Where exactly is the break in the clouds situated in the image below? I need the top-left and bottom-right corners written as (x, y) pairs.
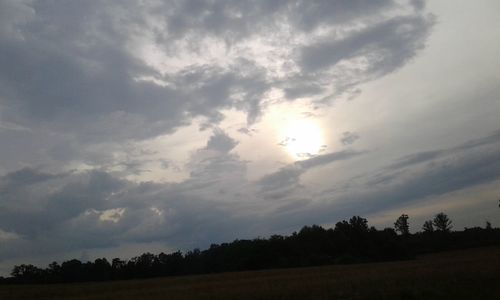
top-left (1, 0), bottom-right (500, 274)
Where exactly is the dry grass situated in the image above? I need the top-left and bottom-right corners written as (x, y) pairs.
top-left (1, 246), bottom-right (500, 300)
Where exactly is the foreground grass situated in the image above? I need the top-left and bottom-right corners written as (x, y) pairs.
top-left (1, 246), bottom-right (500, 300)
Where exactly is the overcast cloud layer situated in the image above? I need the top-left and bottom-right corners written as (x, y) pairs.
top-left (1, 0), bottom-right (500, 275)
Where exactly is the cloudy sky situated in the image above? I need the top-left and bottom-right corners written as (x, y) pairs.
top-left (1, 0), bottom-right (499, 275)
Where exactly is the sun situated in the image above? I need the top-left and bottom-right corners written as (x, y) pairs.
top-left (280, 120), bottom-right (324, 159)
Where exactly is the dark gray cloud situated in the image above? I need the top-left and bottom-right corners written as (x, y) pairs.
top-left (371, 149), bottom-right (500, 207)
top-left (0, 0), bottom-right (432, 146)
top-left (258, 150), bottom-right (364, 197)
top-left (263, 130), bottom-right (500, 229)
top-left (290, 0), bottom-right (394, 31)
top-left (388, 130), bottom-right (500, 171)
top-left (0, 1), bottom-right (270, 148)
top-left (456, 130), bottom-right (500, 151)
top-left (258, 166), bottom-right (303, 194)
top-left (0, 169), bottom-right (126, 238)
top-left (293, 13), bottom-right (435, 102)
top-left (284, 84), bottom-right (324, 100)
top-left (0, 156), bottom-right (255, 264)
top-left (160, 0), bottom-right (394, 42)
top-left (338, 130), bottom-right (500, 214)
top-left (205, 129), bottom-right (239, 153)
top-left (387, 150), bottom-right (444, 170)
top-left (296, 150), bottom-right (364, 169)
top-left (299, 15), bottom-right (433, 73)
top-left (340, 131), bottom-right (360, 145)
top-left (0, 138), bottom-right (365, 261)
top-left (0, 167), bottom-right (60, 191)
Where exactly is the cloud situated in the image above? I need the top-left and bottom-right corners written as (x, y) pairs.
top-left (0, 138), bottom-right (364, 262)
top-left (291, 0), bottom-right (395, 30)
top-left (257, 130), bottom-right (500, 230)
top-left (295, 13), bottom-right (435, 101)
top-left (388, 130), bottom-right (500, 171)
top-left (258, 165), bottom-right (303, 194)
top-left (329, 130), bottom-right (500, 216)
top-left (0, 0), bottom-right (35, 40)
top-left (0, 169), bottom-right (125, 238)
top-left (0, 0), bottom-right (436, 181)
top-left (0, 2), bottom-right (269, 145)
top-left (284, 84), bottom-right (324, 100)
top-left (0, 0), bottom-right (433, 145)
top-left (0, 162), bottom-right (257, 264)
top-left (340, 131), bottom-right (360, 145)
top-left (0, 167), bottom-right (60, 191)
top-left (258, 150), bottom-right (364, 197)
top-left (296, 150), bottom-right (364, 169)
top-left (0, 0), bottom-right (445, 274)
top-left (205, 129), bottom-right (239, 153)
top-left (299, 15), bottom-right (432, 73)
top-left (387, 150), bottom-right (444, 170)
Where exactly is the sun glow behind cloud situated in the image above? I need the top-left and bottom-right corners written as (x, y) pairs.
top-left (280, 119), bottom-right (325, 159)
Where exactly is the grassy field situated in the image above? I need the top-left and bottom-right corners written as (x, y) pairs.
top-left (1, 246), bottom-right (499, 300)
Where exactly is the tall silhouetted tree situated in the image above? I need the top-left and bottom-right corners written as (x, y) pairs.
top-left (394, 214), bottom-right (410, 236)
top-left (433, 213), bottom-right (452, 232)
top-left (422, 220), bottom-right (434, 233)
top-left (485, 221), bottom-right (492, 230)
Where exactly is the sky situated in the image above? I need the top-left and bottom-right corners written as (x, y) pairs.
top-left (0, 0), bottom-right (499, 275)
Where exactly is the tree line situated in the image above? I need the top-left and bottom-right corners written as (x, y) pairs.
top-left (2, 212), bottom-right (499, 284)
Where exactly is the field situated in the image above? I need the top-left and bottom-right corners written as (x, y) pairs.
top-left (1, 246), bottom-right (499, 300)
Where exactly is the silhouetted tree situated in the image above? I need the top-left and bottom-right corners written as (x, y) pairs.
top-left (394, 214), bottom-right (410, 236)
top-left (422, 220), bottom-right (434, 233)
top-left (485, 221), bottom-right (492, 230)
top-left (11, 264), bottom-right (43, 283)
top-left (433, 213), bottom-right (452, 232)
top-left (91, 258), bottom-right (111, 281)
top-left (7, 213), bottom-right (500, 285)
top-left (334, 220), bottom-right (351, 233)
top-left (60, 259), bottom-right (84, 282)
top-left (349, 216), bottom-right (369, 232)
top-left (111, 258), bottom-right (126, 270)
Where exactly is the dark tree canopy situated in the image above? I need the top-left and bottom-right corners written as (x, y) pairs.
top-left (349, 216), bottom-right (369, 232)
top-left (422, 220), bottom-right (434, 233)
top-left (432, 212), bottom-right (453, 232)
top-left (394, 214), bottom-right (410, 236)
top-left (3, 212), bottom-right (500, 285)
